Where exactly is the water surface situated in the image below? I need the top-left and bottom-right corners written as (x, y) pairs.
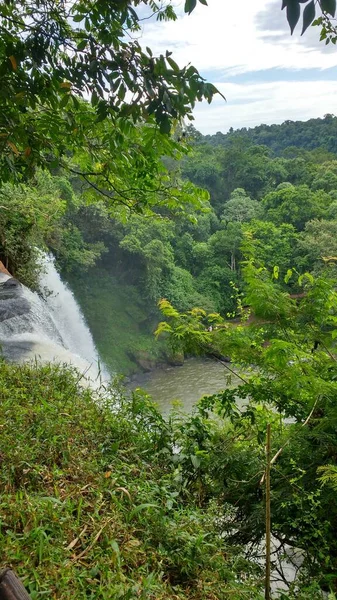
top-left (130, 357), bottom-right (242, 415)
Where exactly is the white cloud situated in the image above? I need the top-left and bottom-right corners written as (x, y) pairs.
top-left (138, 0), bottom-right (337, 76)
top-left (192, 80), bottom-right (337, 133)
top-left (136, 0), bottom-right (337, 133)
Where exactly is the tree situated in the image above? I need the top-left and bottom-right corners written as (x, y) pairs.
top-left (209, 223), bottom-right (243, 272)
top-left (219, 142), bottom-right (271, 200)
top-left (296, 218), bottom-right (337, 275)
top-left (221, 188), bottom-right (262, 223)
top-left (0, 0), bottom-right (220, 184)
top-left (262, 183), bottom-right (331, 231)
top-left (119, 214), bottom-right (175, 301)
top-left (0, 169), bottom-right (113, 284)
top-left (203, 117), bottom-right (337, 157)
top-left (181, 146), bottom-right (225, 209)
top-left (244, 219), bottom-right (298, 275)
top-left (0, 170), bottom-right (67, 285)
top-left (311, 161), bottom-right (337, 192)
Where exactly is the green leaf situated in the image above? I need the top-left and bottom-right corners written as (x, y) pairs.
top-left (191, 454), bottom-right (201, 469)
top-left (40, 496), bottom-right (64, 505)
top-left (159, 116), bottom-right (171, 135)
top-left (91, 90), bottom-right (99, 106)
top-left (184, 0), bottom-right (197, 14)
top-left (166, 56), bottom-right (179, 72)
top-left (59, 93), bottom-right (69, 108)
top-left (198, 0), bottom-right (208, 5)
top-left (77, 39), bottom-right (87, 51)
top-left (96, 101), bottom-right (108, 122)
top-left (287, 0), bottom-right (301, 33)
top-left (284, 269), bottom-right (293, 284)
top-left (129, 503), bottom-right (159, 519)
top-left (302, 0), bottom-right (316, 34)
top-left (118, 84), bottom-right (126, 101)
top-left (321, 0), bottom-right (336, 16)
top-left (71, 95), bottom-right (80, 110)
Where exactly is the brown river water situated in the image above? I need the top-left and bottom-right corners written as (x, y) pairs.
top-left (129, 357), bottom-right (242, 415)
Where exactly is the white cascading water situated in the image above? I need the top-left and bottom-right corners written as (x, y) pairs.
top-left (39, 254), bottom-right (100, 366)
top-left (0, 254), bottom-right (108, 386)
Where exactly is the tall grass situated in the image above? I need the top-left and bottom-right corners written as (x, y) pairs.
top-left (0, 361), bottom-right (262, 599)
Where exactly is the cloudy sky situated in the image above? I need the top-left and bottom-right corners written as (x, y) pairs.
top-left (137, 0), bottom-right (337, 134)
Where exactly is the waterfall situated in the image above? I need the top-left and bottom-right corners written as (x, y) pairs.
top-left (0, 255), bottom-right (108, 386)
top-left (39, 255), bottom-right (100, 367)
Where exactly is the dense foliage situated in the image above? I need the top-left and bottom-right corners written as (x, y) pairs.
top-left (3, 115), bottom-right (337, 372)
top-left (156, 261), bottom-right (337, 596)
top-left (0, 361), bottom-right (263, 599)
top-left (202, 115), bottom-right (337, 155)
top-left (0, 0), bottom-right (219, 183)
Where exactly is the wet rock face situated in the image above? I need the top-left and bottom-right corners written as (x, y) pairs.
top-left (0, 339), bottom-right (35, 361)
top-left (2, 278), bottom-right (20, 288)
top-left (0, 276), bottom-right (30, 322)
top-left (166, 352), bottom-right (184, 367)
top-left (130, 349), bottom-right (158, 372)
top-left (0, 257), bottom-right (107, 384)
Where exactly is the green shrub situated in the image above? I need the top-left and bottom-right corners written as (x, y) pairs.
top-left (0, 361), bottom-right (263, 599)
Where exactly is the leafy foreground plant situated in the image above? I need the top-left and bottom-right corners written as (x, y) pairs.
top-left (157, 260), bottom-right (337, 597)
top-left (0, 361), bottom-right (263, 599)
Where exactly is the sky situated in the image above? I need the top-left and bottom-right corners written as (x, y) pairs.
top-left (137, 0), bottom-right (337, 135)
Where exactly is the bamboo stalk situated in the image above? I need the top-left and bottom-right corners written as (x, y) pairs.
top-left (265, 423), bottom-right (271, 600)
top-left (260, 398), bottom-right (318, 486)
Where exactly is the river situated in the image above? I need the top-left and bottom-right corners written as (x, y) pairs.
top-left (129, 357), bottom-right (242, 415)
